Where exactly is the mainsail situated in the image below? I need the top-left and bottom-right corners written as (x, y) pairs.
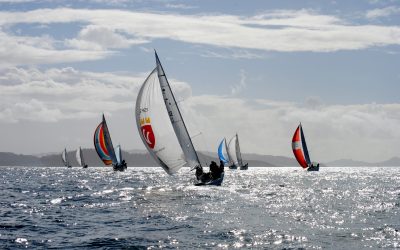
top-left (218, 138), bottom-right (229, 164)
top-left (235, 134), bottom-right (243, 167)
top-left (115, 145), bottom-right (122, 165)
top-left (61, 148), bottom-right (69, 167)
top-left (93, 114), bottom-right (118, 166)
top-left (155, 52), bottom-right (201, 170)
top-left (135, 51), bottom-right (202, 174)
top-left (227, 135), bottom-right (239, 167)
top-left (136, 68), bottom-right (186, 174)
top-left (291, 123), bottom-right (311, 168)
top-left (76, 147), bottom-right (85, 167)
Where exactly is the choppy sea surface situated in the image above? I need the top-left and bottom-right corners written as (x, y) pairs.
top-left (1, 167), bottom-right (400, 249)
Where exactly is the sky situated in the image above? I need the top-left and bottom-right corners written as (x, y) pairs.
top-left (0, 0), bottom-right (399, 163)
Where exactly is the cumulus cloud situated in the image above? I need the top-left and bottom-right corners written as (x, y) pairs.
top-left (65, 25), bottom-right (149, 50)
top-left (181, 95), bottom-right (400, 162)
top-left (0, 30), bottom-right (112, 67)
top-left (0, 66), bottom-right (193, 123)
top-left (1, 66), bottom-right (399, 161)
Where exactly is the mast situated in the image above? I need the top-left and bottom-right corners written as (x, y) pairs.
top-left (155, 51), bottom-right (202, 169)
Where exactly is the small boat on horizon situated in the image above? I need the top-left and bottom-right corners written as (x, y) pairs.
top-left (223, 134), bottom-right (248, 170)
top-left (135, 51), bottom-right (224, 186)
top-left (93, 114), bottom-right (127, 171)
top-left (76, 146), bottom-right (88, 168)
top-left (61, 148), bottom-right (71, 168)
top-left (291, 123), bottom-right (319, 171)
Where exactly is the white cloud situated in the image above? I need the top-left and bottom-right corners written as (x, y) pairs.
top-left (1, 66), bottom-right (399, 162)
top-left (0, 31), bottom-right (112, 66)
top-left (0, 7), bottom-right (399, 60)
top-left (65, 25), bottom-right (149, 50)
top-left (366, 6), bottom-right (400, 19)
top-left (0, 66), bottom-right (191, 123)
top-left (182, 95), bottom-right (400, 162)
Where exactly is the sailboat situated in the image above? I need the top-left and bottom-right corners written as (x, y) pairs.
top-left (291, 123), bottom-right (319, 171)
top-left (227, 133), bottom-right (248, 170)
top-left (61, 148), bottom-right (71, 168)
top-left (76, 147), bottom-right (88, 168)
top-left (135, 51), bottom-right (224, 185)
top-left (93, 114), bottom-right (127, 171)
top-left (218, 138), bottom-right (229, 164)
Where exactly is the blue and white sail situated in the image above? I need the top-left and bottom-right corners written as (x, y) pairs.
top-left (218, 138), bottom-right (229, 164)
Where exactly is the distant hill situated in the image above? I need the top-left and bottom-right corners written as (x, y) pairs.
top-left (326, 157), bottom-right (400, 167)
top-left (0, 150), bottom-right (398, 167)
top-left (0, 149), bottom-right (289, 167)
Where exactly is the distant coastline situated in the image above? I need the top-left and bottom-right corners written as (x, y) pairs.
top-left (0, 150), bottom-right (399, 167)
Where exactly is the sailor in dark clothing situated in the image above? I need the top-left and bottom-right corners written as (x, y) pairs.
top-left (209, 161), bottom-right (219, 179)
top-left (195, 166), bottom-right (204, 181)
top-left (219, 160), bottom-right (225, 171)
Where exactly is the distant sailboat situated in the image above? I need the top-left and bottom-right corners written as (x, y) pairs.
top-left (291, 123), bottom-right (319, 171)
top-left (218, 138), bottom-right (229, 164)
top-left (227, 133), bottom-right (248, 170)
top-left (61, 148), bottom-right (71, 168)
top-left (136, 51), bottom-right (224, 185)
top-left (93, 114), bottom-right (127, 171)
top-left (76, 147), bottom-right (88, 168)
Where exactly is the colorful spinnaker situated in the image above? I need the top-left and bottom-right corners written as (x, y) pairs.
top-left (291, 123), bottom-right (319, 171)
top-left (291, 123), bottom-right (310, 169)
top-left (93, 114), bottom-right (118, 166)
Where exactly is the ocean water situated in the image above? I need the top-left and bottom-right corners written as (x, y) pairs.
top-left (0, 167), bottom-right (399, 249)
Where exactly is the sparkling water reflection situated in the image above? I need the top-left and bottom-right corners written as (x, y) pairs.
top-left (0, 167), bottom-right (399, 248)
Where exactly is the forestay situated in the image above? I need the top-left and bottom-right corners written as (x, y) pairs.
top-left (136, 68), bottom-right (186, 174)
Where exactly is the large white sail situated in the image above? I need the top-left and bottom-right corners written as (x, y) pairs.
top-left (227, 135), bottom-right (239, 166)
top-left (61, 148), bottom-right (69, 166)
top-left (136, 68), bottom-right (186, 174)
top-left (76, 147), bottom-right (85, 167)
top-left (115, 145), bottom-right (122, 165)
top-left (155, 52), bottom-right (201, 170)
top-left (235, 134), bottom-right (243, 167)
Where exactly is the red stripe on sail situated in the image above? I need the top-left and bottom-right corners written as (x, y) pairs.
top-left (99, 125), bottom-right (109, 156)
top-left (292, 126), bottom-right (308, 169)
